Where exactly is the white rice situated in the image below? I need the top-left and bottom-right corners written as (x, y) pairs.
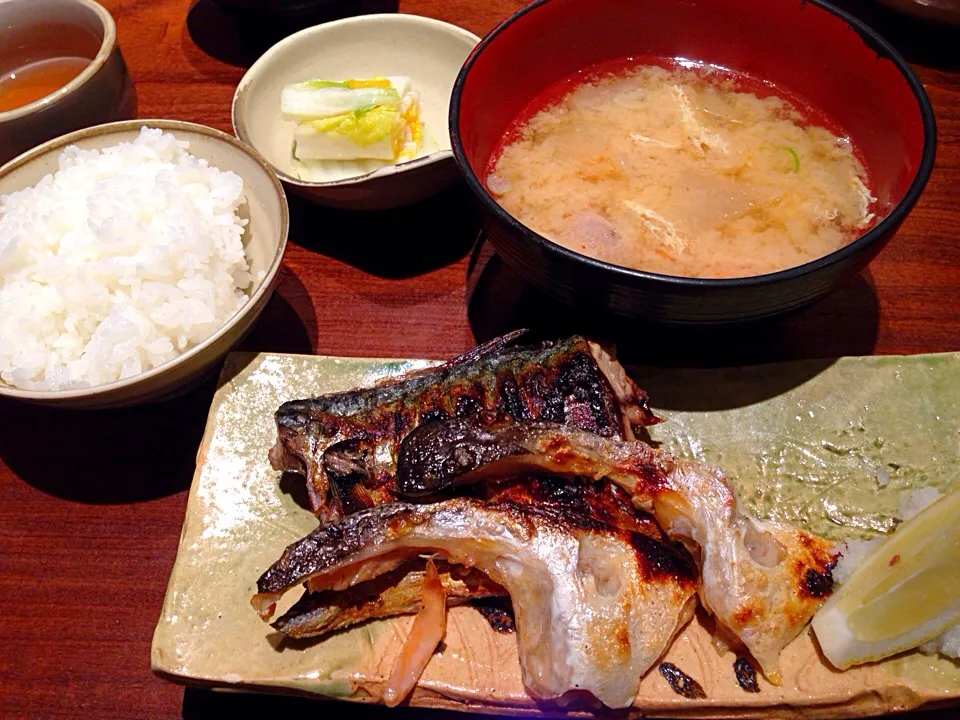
top-left (832, 487), bottom-right (957, 660)
top-left (0, 127), bottom-right (253, 390)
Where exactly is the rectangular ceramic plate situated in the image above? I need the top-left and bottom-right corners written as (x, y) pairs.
top-left (152, 351), bottom-right (960, 718)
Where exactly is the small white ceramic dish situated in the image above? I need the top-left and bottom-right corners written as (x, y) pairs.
top-left (0, 120), bottom-right (289, 409)
top-left (232, 13), bottom-right (480, 210)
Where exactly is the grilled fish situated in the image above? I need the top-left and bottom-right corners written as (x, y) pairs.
top-left (276, 478), bottom-right (661, 640)
top-left (273, 560), bottom-right (504, 639)
top-left (254, 478), bottom-right (699, 709)
top-left (394, 414), bottom-right (837, 681)
top-left (269, 331), bottom-right (658, 521)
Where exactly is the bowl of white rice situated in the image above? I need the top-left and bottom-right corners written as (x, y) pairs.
top-left (0, 119), bottom-right (288, 408)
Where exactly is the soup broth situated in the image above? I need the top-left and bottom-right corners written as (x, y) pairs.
top-left (487, 63), bottom-right (876, 278)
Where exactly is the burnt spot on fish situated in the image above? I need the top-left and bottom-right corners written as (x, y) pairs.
top-left (498, 375), bottom-right (527, 421)
top-left (795, 536), bottom-right (838, 601)
top-left (551, 351), bottom-right (622, 437)
top-left (490, 478), bottom-right (698, 586)
top-left (628, 532), bottom-right (699, 585)
top-left (539, 383), bottom-right (567, 424)
top-left (659, 662), bottom-right (707, 699)
top-left (534, 476), bottom-right (587, 505)
top-left (489, 484), bottom-right (610, 536)
top-left (592, 482), bottom-right (664, 537)
top-left (734, 657), bottom-right (760, 693)
top-left (803, 559), bottom-right (836, 599)
top-left (455, 394), bottom-right (483, 417)
top-left (488, 477), bottom-right (650, 536)
top-left (470, 597), bottom-right (516, 633)
top-left (526, 478), bottom-right (663, 537)
top-left (522, 367), bottom-right (548, 413)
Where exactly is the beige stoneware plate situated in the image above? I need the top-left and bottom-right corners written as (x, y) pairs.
top-left (232, 14), bottom-right (480, 210)
top-left (0, 120), bottom-right (288, 409)
top-left (152, 350), bottom-right (960, 718)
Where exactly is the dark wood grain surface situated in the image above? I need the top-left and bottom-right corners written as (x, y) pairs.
top-left (0, 1), bottom-right (958, 718)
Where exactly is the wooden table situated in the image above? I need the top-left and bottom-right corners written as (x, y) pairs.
top-left (0, 0), bottom-right (957, 718)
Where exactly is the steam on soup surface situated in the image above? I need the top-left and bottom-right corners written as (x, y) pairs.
top-left (486, 63), bottom-right (876, 279)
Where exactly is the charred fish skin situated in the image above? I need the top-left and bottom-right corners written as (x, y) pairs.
top-left (268, 331), bottom-right (527, 517)
top-left (396, 412), bottom-right (529, 496)
top-left (391, 414), bottom-right (836, 681)
top-left (254, 480), bottom-right (698, 709)
top-left (255, 502), bottom-right (414, 604)
top-left (486, 476), bottom-right (672, 542)
top-left (270, 332), bottom-right (658, 520)
top-left (395, 412), bottom-right (670, 497)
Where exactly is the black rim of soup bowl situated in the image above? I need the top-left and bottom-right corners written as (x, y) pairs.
top-left (448, 0), bottom-right (937, 322)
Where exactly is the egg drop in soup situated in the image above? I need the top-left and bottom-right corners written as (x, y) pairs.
top-left (486, 63), bottom-right (877, 278)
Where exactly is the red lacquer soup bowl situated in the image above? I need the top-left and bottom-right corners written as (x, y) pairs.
top-left (450, 0), bottom-right (935, 326)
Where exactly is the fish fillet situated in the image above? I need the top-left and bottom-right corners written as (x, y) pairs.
top-left (395, 414), bottom-right (837, 680)
top-left (268, 331), bottom-right (658, 521)
top-left (254, 479), bottom-right (698, 708)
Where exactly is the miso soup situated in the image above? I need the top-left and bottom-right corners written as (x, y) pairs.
top-left (486, 63), bottom-right (876, 279)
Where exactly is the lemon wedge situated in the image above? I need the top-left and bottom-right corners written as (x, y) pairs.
top-left (812, 486), bottom-right (960, 670)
